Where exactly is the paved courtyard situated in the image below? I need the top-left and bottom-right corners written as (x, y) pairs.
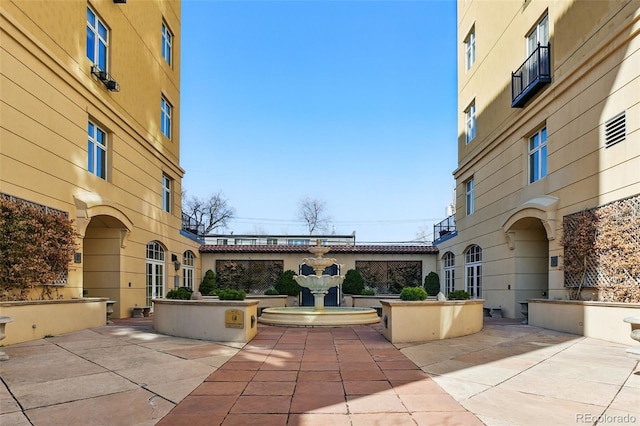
top-left (0, 317), bottom-right (638, 425)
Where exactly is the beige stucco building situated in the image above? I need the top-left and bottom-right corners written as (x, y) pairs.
top-left (0, 0), bottom-right (201, 318)
top-left (435, 0), bottom-right (640, 318)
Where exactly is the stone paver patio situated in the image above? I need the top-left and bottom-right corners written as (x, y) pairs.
top-left (0, 317), bottom-right (638, 425)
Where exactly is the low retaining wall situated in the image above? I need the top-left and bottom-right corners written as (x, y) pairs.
top-left (380, 299), bottom-right (483, 344)
top-left (153, 299), bottom-right (259, 343)
top-left (528, 299), bottom-right (640, 345)
top-left (352, 295), bottom-right (400, 308)
top-left (0, 298), bottom-right (107, 345)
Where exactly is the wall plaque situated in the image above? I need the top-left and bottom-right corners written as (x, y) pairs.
top-left (225, 309), bottom-right (244, 329)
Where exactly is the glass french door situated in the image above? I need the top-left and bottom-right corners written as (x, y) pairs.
top-left (146, 242), bottom-right (165, 306)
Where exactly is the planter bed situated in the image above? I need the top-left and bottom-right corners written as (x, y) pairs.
top-left (153, 298), bottom-right (259, 343)
top-left (528, 299), bottom-right (640, 345)
top-left (380, 299), bottom-right (483, 344)
top-left (0, 298), bottom-right (108, 345)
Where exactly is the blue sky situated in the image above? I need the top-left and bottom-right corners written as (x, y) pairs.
top-left (180, 0), bottom-right (458, 243)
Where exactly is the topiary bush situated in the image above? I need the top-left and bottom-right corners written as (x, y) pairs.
top-left (448, 290), bottom-right (470, 300)
top-left (360, 287), bottom-right (375, 296)
top-left (423, 272), bottom-right (440, 296)
top-left (264, 288), bottom-right (279, 295)
top-left (166, 287), bottom-right (192, 300)
top-left (342, 269), bottom-right (365, 295)
top-left (199, 269), bottom-right (216, 295)
top-left (274, 270), bottom-right (302, 296)
top-left (217, 288), bottom-right (246, 300)
top-left (399, 286), bottom-right (428, 301)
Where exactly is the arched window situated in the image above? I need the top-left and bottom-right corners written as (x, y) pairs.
top-left (183, 251), bottom-right (195, 290)
top-left (146, 241), bottom-right (165, 305)
top-left (442, 252), bottom-right (455, 295)
top-left (465, 245), bottom-right (482, 298)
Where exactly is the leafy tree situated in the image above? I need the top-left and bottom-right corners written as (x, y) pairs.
top-left (182, 191), bottom-right (235, 235)
top-left (342, 269), bottom-right (365, 295)
top-left (423, 272), bottom-right (440, 296)
top-left (0, 197), bottom-right (78, 300)
top-left (199, 269), bottom-right (216, 295)
top-left (297, 197), bottom-right (331, 234)
top-left (275, 270), bottom-right (302, 296)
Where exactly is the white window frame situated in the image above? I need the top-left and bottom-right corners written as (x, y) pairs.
top-left (465, 245), bottom-right (482, 299)
top-left (465, 26), bottom-right (475, 71)
top-left (182, 251), bottom-right (195, 290)
top-left (146, 241), bottom-right (165, 306)
top-left (162, 21), bottom-right (173, 66)
top-left (442, 252), bottom-right (455, 295)
top-left (527, 14), bottom-right (549, 54)
top-left (162, 174), bottom-right (171, 213)
top-left (466, 178), bottom-right (475, 215)
top-left (528, 126), bottom-right (547, 184)
top-left (465, 101), bottom-right (476, 144)
top-left (88, 121), bottom-right (107, 179)
top-left (87, 6), bottom-right (109, 71)
top-left (161, 97), bottom-right (172, 139)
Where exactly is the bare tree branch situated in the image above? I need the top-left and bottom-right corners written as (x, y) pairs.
top-left (183, 191), bottom-right (235, 234)
top-left (297, 197), bottom-right (331, 235)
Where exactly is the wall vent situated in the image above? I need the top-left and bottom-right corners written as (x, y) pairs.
top-left (604, 111), bottom-right (626, 148)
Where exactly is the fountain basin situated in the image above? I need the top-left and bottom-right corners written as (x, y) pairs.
top-left (259, 307), bottom-right (380, 327)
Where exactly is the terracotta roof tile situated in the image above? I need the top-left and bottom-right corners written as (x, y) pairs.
top-left (199, 244), bottom-right (438, 255)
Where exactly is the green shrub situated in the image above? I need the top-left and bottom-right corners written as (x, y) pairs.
top-left (448, 290), bottom-right (470, 300)
top-left (423, 272), bottom-right (440, 296)
top-left (342, 269), bottom-right (365, 295)
top-left (199, 269), bottom-right (216, 295)
top-left (274, 270), bottom-right (302, 296)
top-left (399, 286), bottom-right (428, 301)
top-left (166, 287), bottom-right (192, 300)
top-left (217, 288), bottom-right (246, 300)
top-left (360, 287), bottom-right (375, 296)
top-left (264, 288), bottom-right (279, 295)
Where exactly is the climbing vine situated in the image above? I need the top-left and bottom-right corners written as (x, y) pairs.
top-left (562, 194), bottom-right (640, 302)
top-left (0, 196), bottom-right (78, 300)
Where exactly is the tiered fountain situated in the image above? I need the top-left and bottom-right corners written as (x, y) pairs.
top-left (259, 241), bottom-right (379, 326)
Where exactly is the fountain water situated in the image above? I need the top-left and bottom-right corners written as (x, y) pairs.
top-left (258, 241), bottom-right (380, 327)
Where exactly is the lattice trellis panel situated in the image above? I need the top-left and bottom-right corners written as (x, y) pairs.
top-left (563, 194), bottom-right (640, 289)
top-left (1, 192), bottom-right (69, 286)
top-left (215, 260), bottom-right (284, 294)
top-left (356, 261), bottom-right (422, 294)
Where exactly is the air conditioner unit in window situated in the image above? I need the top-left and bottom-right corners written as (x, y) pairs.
top-left (91, 65), bottom-right (120, 92)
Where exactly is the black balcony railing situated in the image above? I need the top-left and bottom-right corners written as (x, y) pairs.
top-left (511, 43), bottom-right (551, 108)
top-left (433, 215), bottom-right (456, 242)
top-left (181, 212), bottom-right (204, 236)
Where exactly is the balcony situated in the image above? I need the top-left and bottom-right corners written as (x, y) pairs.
top-left (432, 215), bottom-right (456, 244)
top-left (91, 65), bottom-right (120, 92)
top-left (181, 212), bottom-right (204, 236)
top-left (511, 43), bottom-right (551, 108)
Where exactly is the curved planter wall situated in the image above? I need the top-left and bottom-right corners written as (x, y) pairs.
top-left (380, 299), bottom-right (484, 344)
top-left (153, 299), bottom-right (259, 343)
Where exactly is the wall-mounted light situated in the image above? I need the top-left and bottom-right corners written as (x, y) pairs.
top-left (171, 254), bottom-right (180, 271)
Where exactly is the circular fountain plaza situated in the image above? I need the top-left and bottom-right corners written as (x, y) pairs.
top-left (258, 242), bottom-right (379, 327)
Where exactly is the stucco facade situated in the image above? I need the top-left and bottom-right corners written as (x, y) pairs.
top-left (436, 0), bottom-right (640, 318)
top-left (0, 0), bottom-right (200, 317)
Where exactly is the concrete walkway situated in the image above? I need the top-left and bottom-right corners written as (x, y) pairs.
top-left (0, 318), bottom-right (638, 425)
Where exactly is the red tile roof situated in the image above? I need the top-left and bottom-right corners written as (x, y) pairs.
top-left (199, 244), bottom-right (438, 255)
